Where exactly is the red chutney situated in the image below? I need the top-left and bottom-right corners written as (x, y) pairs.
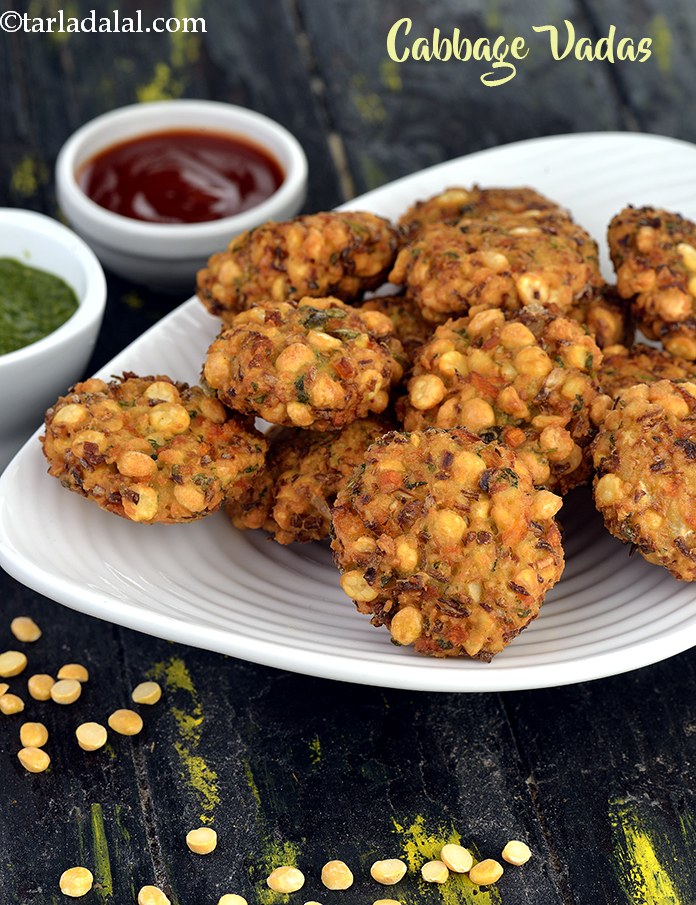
top-left (77, 129), bottom-right (284, 224)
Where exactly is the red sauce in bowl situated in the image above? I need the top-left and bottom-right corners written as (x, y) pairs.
top-left (77, 129), bottom-right (284, 224)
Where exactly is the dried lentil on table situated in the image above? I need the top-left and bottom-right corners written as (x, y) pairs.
top-left (27, 674), bottom-right (54, 700)
top-left (502, 840), bottom-right (532, 865)
top-left (19, 721), bottom-right (48, 747)
top-left (440, 843), bottom-right (474, 873)
top-left (76, 722), bottom-right (108, 751)
top-left (108, 708), bottom-right (143, 735)
top-left (370, 859), bottom-right (407, 885)
top-left (321, 860), bottom-right (353, 889)
top-left (17, 746), bottom-right (50, 773)
top-left (57, 663), bottom-right (89, 682)
top-left (266, 866), bottom-right (305, 893)
top-left (51, 678), bottom-right (82, 704)
top-left (185, 827), bottom-right (217, 854)
top-left (10, 616), bottom-right (41, 642)
top-left (0, 693), bottom-right (24, 714)
top-left (132, 680), bottom-right (162, 704)
top-left (59, 867), bottom-right (94, 898)
top-left (421, 860), bottom-right (449, 883)
top-left (469, 859), bottom-right (504, 886)
top-left (0, 651), bottom-right (27, 677)
top-left (138, 886), bottom-right (171, 905)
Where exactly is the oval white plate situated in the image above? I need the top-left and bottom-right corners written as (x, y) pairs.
top-left (2, 132), bottom-right (696, 692)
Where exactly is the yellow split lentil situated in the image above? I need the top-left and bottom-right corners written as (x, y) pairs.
top-left (10, 616), bottom-right (41, 642)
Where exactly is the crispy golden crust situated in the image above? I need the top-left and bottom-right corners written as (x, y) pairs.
top-left (41, 374), bottom-right (267, 524)
top-left (598, 343), bottom-right (696, 400)
top-left (331, 429), bottom-right (565, 660)
top-left (358, 293), bottom-right (433, 364)
top-left (227, 415), bottom-right (393, 544)
top-left (592, 380), bottom-right (696, 580)
top-left (608, 206), bottom-right (696, 360)
top-left (203, 297), bottom-right (404, 430)
top-left (390, 215), bottom-right (602, 324)
top-left (197, 212), bottom-right (399, 322)
top-left (397, 307), bottom-right (610, 493)
top-left (567, 284), bottom-right (633, 350)
top-left (398, 185), bottom-right (568, 242)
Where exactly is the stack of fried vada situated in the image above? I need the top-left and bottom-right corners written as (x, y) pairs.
top-left (40, 191), bottom-right (696, 662)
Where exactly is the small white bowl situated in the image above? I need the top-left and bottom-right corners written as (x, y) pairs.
top-left (56, 100), bottom-right (308, 290)
top-left (0, 208), bottom-right (107, 471)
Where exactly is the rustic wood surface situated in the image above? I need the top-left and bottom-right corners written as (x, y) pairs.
top-left (2, 1), bottom-right (696, 903)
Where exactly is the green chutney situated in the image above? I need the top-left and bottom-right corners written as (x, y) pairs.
top-left (0, 257), bottom-right (79, 355)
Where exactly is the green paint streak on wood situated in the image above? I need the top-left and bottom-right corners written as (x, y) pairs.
top-left (677, 807), bottom-right (696, 844)
top-left (91, 803), bottom-right (114, 902)
top-left (354, 93), bottom-right (387, 124)
top-left (242, 758), bottom-right (262, 808)
top-left (485, 1), bottom-right (502, 31)
top-left (75, 807), bottom-right (87, 866)
top-left (113, 805), bottom-right (135, 901)
top-left (379, 58), bottom-right (402, 92)
top-left (308, 735), bottom-right (321, 764)
top-left (350, 74), bottom-right (387, 124)
top-left (392, 815), bottom-right (501, 904)
top-left (649, 15), bottom-right (672, 74)
top-left (358, 153), bottom-right (388, 192)
top-left (11, 156), bottom-right (47, 197)
top-left (609, 797), bottom-right (682, 904)
top-left (149, 657), bottom-right (220, 823)
top-left (114, 805), bottom-right (130, 845)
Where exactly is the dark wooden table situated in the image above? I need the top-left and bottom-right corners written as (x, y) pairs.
top-left (3, 2), bottom-right (696, 903)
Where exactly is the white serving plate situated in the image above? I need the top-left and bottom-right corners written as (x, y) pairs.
top-left (2, 132), bottom-right (696, 693)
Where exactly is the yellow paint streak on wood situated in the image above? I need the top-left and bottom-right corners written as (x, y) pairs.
top-left (173, 744), bottom-right (220, 818)
top-left (150, 656), bottom-right (195, 694)
top-left (649, 15), bottom-right (673, 74)
top-left (610, 798), bottom-right (682, 904)
top-left (149, 657), bottom-right (220, 824)
top-left (137, 62), bottom-right (184, 103)
top-left (31, 0), bottom-right (78, 42)
top-left (379, 58), bottom-right (402, 92)
top-left (122, 291), bottom-right (144, 311)
top-left (170, 707), bottom-right (203, 744)
top-left (391, 815), bottom-right (501, 904)
top-left (254, 839), bottom-right (303, 905)
top-left (11, 156), bottom-right (47, 197)
top-left (90, 803), bottom-right (114, 903)
top-left (171, 0), bottom-right (202, 68)
top-left (137, 1), bottom-right (202, 103)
